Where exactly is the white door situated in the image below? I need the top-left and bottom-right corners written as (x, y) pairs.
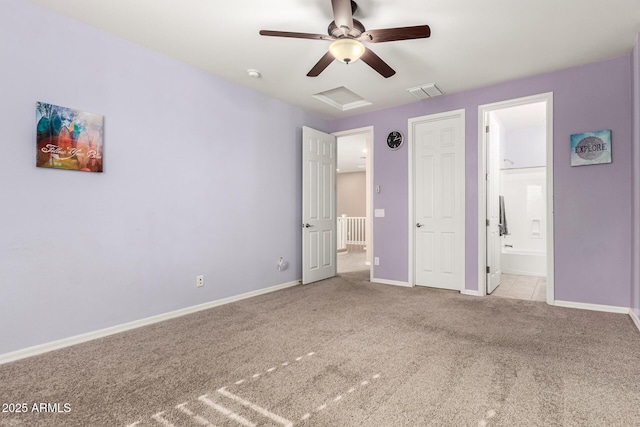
top-left (486, 113), bottom-right (502, 293)
top-left (302, 126), bottom-right (337, 284)
top-left (412, 111), bottom-right (465, 290)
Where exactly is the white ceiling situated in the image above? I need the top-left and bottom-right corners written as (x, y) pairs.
top-left (29, 0), bottom-right (640, 120)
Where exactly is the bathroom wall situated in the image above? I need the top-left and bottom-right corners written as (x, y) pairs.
top-left (497, 112), bottom-right (547, 277)
top-left (501, 125), bottom-right (546, 169)
top-left (500, 167), bottom-right (547, 255)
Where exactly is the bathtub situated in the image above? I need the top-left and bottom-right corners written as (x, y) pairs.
top-left (501, 247), bottom-right (546, 277)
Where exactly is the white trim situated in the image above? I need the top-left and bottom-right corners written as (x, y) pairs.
top-left (332, 126), bottom-right (374, 138)
top-left (312, 93), bottom-right (372, 112)
top-left (333, 126), bottom-right (374, 283)
top-left (501, 268), bottom-right (546, 277)
top-left (408, 109), bottom-right (466, 290)
top-left (477, 93), bottom-right (554, 301)
top-left (630, 309), bottom-right (640, 332)
top-left (0, 280), bottom-right (301, 366)
top-left (477, 108), bottom-right (488, 296)
top-left (371, 278), bottom-right (412, 288)
top-left (553, 300), bottom-right (629, 314)
top-left (460, 289), bottom-right (481, 297)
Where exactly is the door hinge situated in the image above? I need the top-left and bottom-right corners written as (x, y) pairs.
top-left (486, 219), bottom-right (490, 226)
top-left (486, 266), bottom-right (490, 274)
top-left (485, 125), bottom-right (490, 133)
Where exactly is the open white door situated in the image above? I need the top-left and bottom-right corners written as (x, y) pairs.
top-left (486, 113), bottom-right (502, 294)
top-left (302, 126), bottom-right (337, 284)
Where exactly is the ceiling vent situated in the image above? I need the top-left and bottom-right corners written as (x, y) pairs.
top-left (313, 86), bottom-right (372, 111)
top-left (407, 83), bottom-right (444, 100)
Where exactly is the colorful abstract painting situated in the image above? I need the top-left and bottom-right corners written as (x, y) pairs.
top-left (36, 102), bottom-right (104, 172)
top-left (570, 129), bottom-right (611, 167)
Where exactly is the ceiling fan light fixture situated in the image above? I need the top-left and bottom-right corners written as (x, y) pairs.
top-left (329, 38), bottom-right (365, 64)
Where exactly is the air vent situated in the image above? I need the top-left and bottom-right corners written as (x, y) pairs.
top-left (407, 83), bottom-right (444, 99)
top-left (408, 87), bottom-right (429, 100)
top-left (313, 86), bottom-right (372, 111)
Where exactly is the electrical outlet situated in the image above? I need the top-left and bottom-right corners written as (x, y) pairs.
top-left (374, 257), bottom-right (380, 266)
top-left (196, 275), bottom-right (204, 287)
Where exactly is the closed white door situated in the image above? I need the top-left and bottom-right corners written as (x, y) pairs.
top-left (302, 126), bottom-right (337, 285)
top-left (486, 113), bottom-right (502, 293)
top-left (412, 111), bottom-right (465, 290)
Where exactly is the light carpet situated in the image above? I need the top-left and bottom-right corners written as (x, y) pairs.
top-left (1, 270), bottom-right (639, 426)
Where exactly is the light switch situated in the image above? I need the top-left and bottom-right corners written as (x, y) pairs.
top-left (374, 209), bottom-right (385, 217)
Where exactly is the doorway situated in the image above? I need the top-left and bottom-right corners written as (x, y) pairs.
top-left (334, 127), bottom-right (373, 277)
top-left (478, 93), bottom-right (554, 303)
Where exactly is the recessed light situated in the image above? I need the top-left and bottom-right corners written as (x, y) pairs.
top-left (247, 69), bottom-right (261, 78)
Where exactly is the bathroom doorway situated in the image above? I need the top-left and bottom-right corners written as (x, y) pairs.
top-left (478, 93), bottom-right (554, 303)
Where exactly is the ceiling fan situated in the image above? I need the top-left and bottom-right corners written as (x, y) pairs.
top-left (259, 0), bottom-right (431, 78)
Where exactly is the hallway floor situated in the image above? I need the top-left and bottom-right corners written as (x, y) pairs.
top-left (490, 273), bottom-right (547, 301)
top-left (337, 249), bottom-right (369, 274)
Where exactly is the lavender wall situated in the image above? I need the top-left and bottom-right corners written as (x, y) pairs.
top-left (331, 55), bottom-right (633, 307)
top-left (0, 0), bottom-right (328, 355)
top-left (632, 34), bottom-right (640, 318)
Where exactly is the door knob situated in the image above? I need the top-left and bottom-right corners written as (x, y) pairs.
top-left (303, 223), bottom-right (315, 228)
top-left (416, 223), bottom-right (424, 228)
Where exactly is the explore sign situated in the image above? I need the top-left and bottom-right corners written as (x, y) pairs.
top-left (570, 129), bottom-right (611, 166)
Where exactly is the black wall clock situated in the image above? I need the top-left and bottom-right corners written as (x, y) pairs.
top-left (387, 131), bottom-right (404, 150)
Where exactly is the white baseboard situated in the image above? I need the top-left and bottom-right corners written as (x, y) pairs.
top-left (371, 277), bottom-right (412, 288)
top-left (630, 309), bottom-right (640, 332)
top-left (460, 289), bottom-right (480, 296)
top-left (501, 268), bottom-right (546, 277)
top-left (554, 300), bottom-right (629, 314)
top-left (0, 280), bottom-right (301, 366)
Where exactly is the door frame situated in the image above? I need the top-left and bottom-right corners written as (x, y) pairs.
top-left (332, 126), bottom-right (374, 282)
top-left (408, 109), bottom-right (466, 289)
top-left (477, 92), bottom-right (555, 303)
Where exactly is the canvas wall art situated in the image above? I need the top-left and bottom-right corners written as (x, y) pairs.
top-left (36, 102), bottom-right (104, 172)
top-left (570, 129), bottom-right (611, 167)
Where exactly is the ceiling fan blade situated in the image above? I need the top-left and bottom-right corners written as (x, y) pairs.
top-left (360, 48), bottom-right (395, 78)
top-left (259, 30), bottom-right (334, 41)
top-left (359, 25), bottom-right (431, 43)
top-left (307, 51), bottom-right (335, 77)
top-left (331, 0), bottom-right (354, 32)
